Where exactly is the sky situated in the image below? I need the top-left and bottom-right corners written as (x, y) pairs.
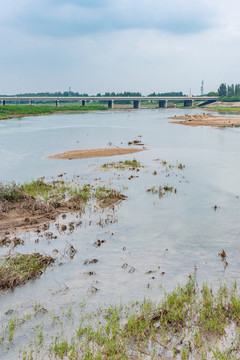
top-left (0, 0), bottom-right (240, 95)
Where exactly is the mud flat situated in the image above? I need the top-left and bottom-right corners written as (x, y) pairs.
top-left (48, 147), bottom-right (146, 160)
top-left (169, 113), bottom-right (240, 127)
top-left (0, 180), bottom-right (126, 237)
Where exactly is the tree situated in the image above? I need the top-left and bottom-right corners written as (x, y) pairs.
top-left (227, 84), bottom-right (234, 97)
top-left (207, 91), bottom-right (218, 96)
top-left (235, 84), bottom-right (240, 96)
top-left (218, 83), bottom-right (227, 97)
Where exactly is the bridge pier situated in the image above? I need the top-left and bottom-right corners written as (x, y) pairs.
top-left (29, 99), bottom-right (32, 105)
top-left (158, 100), bottom-right (168, 108)
top-left (82, 100), bottom-right (86, 106)
top-left (1, 100), bottom-right (6, 105)
top-left (184, 100), bottom-right (194, 107)
top-left (56, 99), bottom-right (60, 107)
top-left (133, 100), bottom-right (140, 109)
top-left (108, 100), bottom-right (114, 109)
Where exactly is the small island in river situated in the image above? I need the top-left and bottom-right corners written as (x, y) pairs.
top-left (48, 147), bottom-right (146, 160)
top-left (169, 113), bottom-right (240, 127)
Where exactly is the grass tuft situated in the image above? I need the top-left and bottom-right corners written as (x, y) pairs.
top-left (0, 253), bottom-right (54, 290)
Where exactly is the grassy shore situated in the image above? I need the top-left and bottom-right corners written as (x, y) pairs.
top-left (2, 276), bottom-right (240, 359)
top-left (206, 106), bottom-right (240, 112)
top-left (0, 104), bottom-right (108, 120)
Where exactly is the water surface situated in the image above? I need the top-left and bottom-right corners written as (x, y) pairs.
top-left (1, 108), bottom-right (240, 358)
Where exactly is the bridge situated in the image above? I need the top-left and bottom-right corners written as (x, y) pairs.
top-left (0, 96), bottom-right (219, 109)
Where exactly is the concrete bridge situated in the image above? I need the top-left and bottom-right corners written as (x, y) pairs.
top-left (0, 96), bottom-right (219, 109)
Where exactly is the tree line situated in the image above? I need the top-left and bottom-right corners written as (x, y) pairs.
top-left (207, 83), bottom-right (240, 101)
top-left (217, 83), bottom-right (240, 99)
top-left (1, 91), bottom-right (185, 97)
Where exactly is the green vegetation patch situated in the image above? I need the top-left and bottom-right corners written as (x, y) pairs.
top-left (21, 179), bottom-right (91, 202)
top-left (210, 106), bottom-right (240, 112)
top-left (102, 159), bottom-right (143, 170)
top-left (0, 180), bottom-right (92, 203)
top-left (44, 278), bottom-right (240, 359)
top-left (0, 180), bottom-right (126, 211)
top-left (0, 253), bottom-right (54, 290)
top-left (0, 182), bottom-right (23, 202)
top-left (2, 278), bottom-right (240, 358)
top-left (0, 104), bottom-right (107, 119)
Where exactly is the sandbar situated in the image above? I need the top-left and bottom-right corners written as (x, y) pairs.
top-left (48, 147), bottom-right (146, 160)
top-left (169, 114), bottom-right (240, 127)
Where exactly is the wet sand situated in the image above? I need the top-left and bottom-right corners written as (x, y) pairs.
top-left (48, 147), bottom-right (146, 160)
top-left (169, 113), bottom-right (240, 127)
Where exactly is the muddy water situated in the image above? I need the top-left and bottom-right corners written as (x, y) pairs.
top-left (1, 108), bottom-right (240, 358)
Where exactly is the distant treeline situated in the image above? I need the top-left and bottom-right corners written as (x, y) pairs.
top-left (217, 83), bottom-right (240, 101)
top-left (0, 91), bottom-right (185, 98)
top-left (96, 92), bottom-right (142, 97)
top-left (0, 92), bottom-right (89, 97)
top-left (207, 84), bottom-right (240, 101)
top-left (147, 92), bottom-right (184, 97)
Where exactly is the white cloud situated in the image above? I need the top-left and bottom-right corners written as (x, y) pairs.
top-left (0, 0), bottom-right (240, 94)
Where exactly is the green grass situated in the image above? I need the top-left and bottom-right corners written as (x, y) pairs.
top-left (0, 181), bottom-right (23, 202)
top-left (0, 180), bottom-right (92, 203)
top-left (210, 106), bottom-right (240, 112)
top-left (0, 253), bottom-right (54, 290)
top-left (2, 278), bottom-right (240, 358)
top-left (44, 277), bottom-right (240, 358)
top-left (0, 179), bottom-right (126, 210)
top-left (102, 159), bottom-right (142, 170)
top-left (0, 104), bottom-right (107, 119)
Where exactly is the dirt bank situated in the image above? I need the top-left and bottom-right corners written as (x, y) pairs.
top-left (48, 147), bottom-right (146, 160)
top-left (169, 113), bottom-right (240, 127)
top-left (0, 189), bottom-right (126, 237)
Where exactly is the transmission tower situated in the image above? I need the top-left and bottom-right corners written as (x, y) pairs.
top-left (201, 81), bottom-right (204, 96)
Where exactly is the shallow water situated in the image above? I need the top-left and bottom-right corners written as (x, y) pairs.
top-left (1, 108), bottom-right (240, 358)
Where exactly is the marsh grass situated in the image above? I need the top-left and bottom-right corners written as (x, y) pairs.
top-left (0, 180), bottom-right (96, 203)
top-left (147, 185), bottom-right (176, 198)
top-left (44, 278), bottom-right (240, 359)
top-left (102, 159), bottom-right (142, 170)
top-left (0, 180), bottom-right (123, 207)
top-left (2, 278), bottom-right (240, 358)
top-left (94, 186), bottom-right (127, 208)
top-left (21, 179), bottom-right (91, 201)
top-left (0, 182), bottom-right (23, 202)
top-left (0, 253), bottom-right (54, 290)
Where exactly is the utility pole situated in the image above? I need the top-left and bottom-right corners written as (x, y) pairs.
top-left (201, 81), bottom-right (204, 96)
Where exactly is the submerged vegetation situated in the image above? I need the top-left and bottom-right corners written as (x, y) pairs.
top-left (0, 104), bottom-right (107, 119)
top-left (147, 185), bottom-right (177, 198)
top-left (6, 277), bottom-right (240, 359)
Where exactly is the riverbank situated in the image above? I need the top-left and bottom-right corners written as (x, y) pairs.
top-left (169, 113), bottom-right (240, 127)
top-left (0, 104), bottom-right (108, 120)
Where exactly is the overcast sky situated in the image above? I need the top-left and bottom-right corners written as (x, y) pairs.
top-left (0, 0), bottom-right (239, 95)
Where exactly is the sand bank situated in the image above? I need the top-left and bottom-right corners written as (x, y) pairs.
top-left (48, 147), bottom-right (146, 160)
top-left (169, 113), bottom-right (240, 127)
